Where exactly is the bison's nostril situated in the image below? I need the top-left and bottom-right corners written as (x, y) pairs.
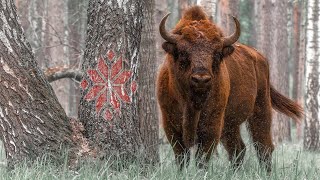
top-left (191, 74), bottom-right (211, 85)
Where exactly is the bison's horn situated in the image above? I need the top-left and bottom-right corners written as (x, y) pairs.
top-left (222, 16), bottom-right (241, 47)
top-left (159, 13), bottom-right (180, 43)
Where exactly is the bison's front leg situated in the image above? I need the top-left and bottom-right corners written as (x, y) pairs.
top-left (195, 111), bottom-right (224, 168)
top-left (161, 106), bottom-right (191, 170)
top-left (163, 121), bottom-right (190, 169)
top-left (182, 105), bottom-right (201, 148)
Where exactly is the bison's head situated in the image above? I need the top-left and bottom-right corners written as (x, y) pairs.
top-left (160, 8), bottom-right (240, 109)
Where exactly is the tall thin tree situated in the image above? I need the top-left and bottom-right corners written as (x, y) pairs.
top-left (255, 0), bottom-right (291, 143)
top-left (139, 0), bottom-right (159, 163)
top-left (304, 0), bottom-right (320, 151)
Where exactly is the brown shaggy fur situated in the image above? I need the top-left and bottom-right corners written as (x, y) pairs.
top-left (157, 6), bottom-right (303, 172)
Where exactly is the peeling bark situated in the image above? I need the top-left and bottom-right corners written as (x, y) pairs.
top-left (0, 0), bottom-right (75, 167)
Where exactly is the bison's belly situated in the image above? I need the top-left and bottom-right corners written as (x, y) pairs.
top-left (224, 86), bottom-right (257, 125)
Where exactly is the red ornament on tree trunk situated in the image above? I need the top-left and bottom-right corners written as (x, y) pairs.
top-left (81, 50), bottom-right (137, 121)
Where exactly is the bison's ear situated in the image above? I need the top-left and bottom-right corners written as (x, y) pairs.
top-left (162, 42), bottom-right (177, 55)
top-left (222, 45), bottom-right (235, 57)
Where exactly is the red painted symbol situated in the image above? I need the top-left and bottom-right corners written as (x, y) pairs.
top-left (81, 50), bottom-right (137, 121)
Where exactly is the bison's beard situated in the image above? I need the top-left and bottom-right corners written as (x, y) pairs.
top-left (190, 90), bottom-right (209, 110)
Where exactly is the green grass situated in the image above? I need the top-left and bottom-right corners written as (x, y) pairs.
top-left (0, 138), bottom-right (319, 179)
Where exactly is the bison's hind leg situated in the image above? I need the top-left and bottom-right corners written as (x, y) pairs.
top-left (220, 124), bottom-right (246, 170)
top-left (247, 92), bottom-right (274, 173)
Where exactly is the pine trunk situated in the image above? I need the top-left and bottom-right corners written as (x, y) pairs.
top-left (271, 0), bottom-right (291, 143)
top-left (256, 0), bottom-right (291, 143)
top-left (0, 0), bottom-right (74, 167)
top-left (297, 0), bottom-right (307, 140)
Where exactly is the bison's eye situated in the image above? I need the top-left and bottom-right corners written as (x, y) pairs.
top-left (178, 51), bottom-right (190, 69)
top-left (212, 52), bottom-right (222, 72)
top-left (213, 52), bottom-right (222, 61)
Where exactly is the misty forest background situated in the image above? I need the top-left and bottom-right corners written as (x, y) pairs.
top-left (0, 0), bottom-right (320, 179)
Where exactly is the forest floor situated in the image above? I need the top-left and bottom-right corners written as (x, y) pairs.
top-left (0, 130), bottom-right (319, 180)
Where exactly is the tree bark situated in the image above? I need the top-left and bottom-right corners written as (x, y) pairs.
top-left (304, 0), bottom-right (320, 151)
top-left (0, 0), bottom-right (74, 167)
top-left (66, 0), bottom-right (88, 117)
top-left (79, 0), bottom-right (158, 161)
top-left (138, 0), bottom-right (159, 163)
top-left (15, 0), bottom-right (88, 117)
top-left (256, 0), bottom-right (291, 143)
top-left (297, 0), bottom-right (307, 140)
top-left (240, 0), bottom-right (256, 46)
top-left (216, 0), bottom-right (239, 35)
top-left (271, 0), bottom-right (291, 143)
top-left (155, 0), bottom-right (167, 67)
top-left (197, 0), bottom-right (217, 21)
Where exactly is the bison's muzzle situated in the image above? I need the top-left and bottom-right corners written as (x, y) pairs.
top-left (191, 74), bottom-right (211, 88)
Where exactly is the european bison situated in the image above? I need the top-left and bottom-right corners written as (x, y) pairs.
top-left (156, 6), bottom-right (303, 172)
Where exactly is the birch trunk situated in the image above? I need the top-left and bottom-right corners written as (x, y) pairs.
top-left (304, 0), bottom-right (320, 151)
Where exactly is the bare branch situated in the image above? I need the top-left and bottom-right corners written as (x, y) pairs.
top-left (44, 66), bottom-right (83, 82)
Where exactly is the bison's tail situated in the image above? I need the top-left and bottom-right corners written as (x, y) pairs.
top-left (270, 85), bottom-right (304, 122)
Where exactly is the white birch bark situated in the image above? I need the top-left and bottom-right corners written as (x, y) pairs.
top-left (304, 0), bottom-right (320, 151)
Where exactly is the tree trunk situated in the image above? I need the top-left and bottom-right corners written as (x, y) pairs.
top-left (0, 0), bottom-right (74, 167)
top-left (294, 1), bottom-right (307, 139)
top-left (248, 0), bottom-right (256, 46)
top-left (138, 0), bottom-right (159, 163)
top-left (271, 0), bottom-right (291, 143)
top-left (155, 0), bottom-right (167, 67)
top-left (256, 0), bottom-right (291, 143)
top-left (304, 0), bottom-right (320, 151)
top-left (167, 0), bottom-right (180, 29)
top-left (179, 0), bottom-right (189, 17)
top-left (79, 0), bottom-right (158, 161)
top-left (254, 0), bottom-right (262, 51)
top-left (15, 0), bottom-right (88, 117)
top-left (216, 0), bottom-right (239, 34)
top-left (45, 0), bottom-right (71, 116)
top-left (66, 0), bottom-right (88, 117)
top-left (197, 0), bottom-right (217, 21)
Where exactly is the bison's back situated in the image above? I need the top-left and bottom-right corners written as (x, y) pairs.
top-left (224, 43), bottom-right (270, 124)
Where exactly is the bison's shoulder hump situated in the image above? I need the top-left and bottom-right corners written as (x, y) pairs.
top-left (182, 6), bottom-right (208, 21)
